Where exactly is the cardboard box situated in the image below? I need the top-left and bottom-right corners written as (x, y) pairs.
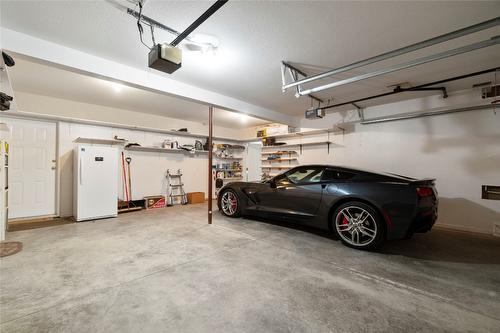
top-left (144, 195), bottom-right (166, 209)
top-left (187, 192), bottom-right (205, 204)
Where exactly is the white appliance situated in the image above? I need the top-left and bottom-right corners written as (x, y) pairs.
top-left (74, 145), bottom-right (118, 222)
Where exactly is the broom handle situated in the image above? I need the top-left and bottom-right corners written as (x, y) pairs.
top-left (127, 161), bottom-right (132, 200)
top-left (121, 152), bottom-right (129, 203)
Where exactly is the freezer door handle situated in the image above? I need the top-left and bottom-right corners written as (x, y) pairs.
top-left (79, 157), bottom-right (83, 186)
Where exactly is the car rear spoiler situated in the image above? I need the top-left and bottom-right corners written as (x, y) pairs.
top-left (409, 178), bottom-right (436, 186)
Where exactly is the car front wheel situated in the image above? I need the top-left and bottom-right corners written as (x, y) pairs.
top-left (332, 202), bottom-right (385, 250)
top-left (219, 189), bottom-right (241, 217)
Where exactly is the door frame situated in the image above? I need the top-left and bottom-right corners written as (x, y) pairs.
top-left (3, 116), bottom-right (60, 220)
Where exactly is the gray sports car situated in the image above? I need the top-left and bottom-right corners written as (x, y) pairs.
top-left (217, 165), bottom-right (438, 250)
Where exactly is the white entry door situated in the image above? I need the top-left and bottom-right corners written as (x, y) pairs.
top-left (4, 118), bottom-right (57, 219)
top-left (246, 142), bottom-right (262, 182)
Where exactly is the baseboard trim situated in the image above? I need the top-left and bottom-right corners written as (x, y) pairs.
top-left (8, 214), bottom-right (59, 224)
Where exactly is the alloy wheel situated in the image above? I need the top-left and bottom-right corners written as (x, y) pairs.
top-left (335, 206), bottom-right (378, 246)
top-left (221, 191), bottom-right (238, 216)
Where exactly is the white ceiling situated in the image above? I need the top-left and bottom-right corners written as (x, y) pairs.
top-left (7, 56), bottom-right (268, 129)
top-left (1, 1), bottom-right (500, 117)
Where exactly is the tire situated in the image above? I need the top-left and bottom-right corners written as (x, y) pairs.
top-left (332, 201), bottom-right (385, 250)
top-left (218, 189), bottom-right (241, 218)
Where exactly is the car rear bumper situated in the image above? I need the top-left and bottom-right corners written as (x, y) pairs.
top-left (386, 205), bottom-right (438, 240)
top-left (411, 208), bottom-right (438, 233)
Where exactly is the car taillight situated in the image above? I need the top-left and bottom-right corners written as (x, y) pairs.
top-left (416, 187), bottom-right (433, 197)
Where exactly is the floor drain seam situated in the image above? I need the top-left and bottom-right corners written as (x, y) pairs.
top-left (126, 237), bottom-right (256, 283)
top-left (250, 233), bottom-right (452, 302)
top-left (329, 261), bottom-right (452, 302)
top-left (210, 224), bottom-right (258, 241)
top-left (328, 261), bottom-right (500, 322)
top-left (250, 236), bottom-right (500, 322)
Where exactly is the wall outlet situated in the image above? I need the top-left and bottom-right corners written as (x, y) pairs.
top-left (493, 223), bottom-right (500, 237)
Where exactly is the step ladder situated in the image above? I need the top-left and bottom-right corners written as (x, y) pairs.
top-left (166, 169), bottom-right (188, 206)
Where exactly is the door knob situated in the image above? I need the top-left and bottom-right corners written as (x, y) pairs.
top-left (51, 166), bottom-right (56, 170)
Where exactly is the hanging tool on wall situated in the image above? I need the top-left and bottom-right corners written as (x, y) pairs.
top-left (125, 156), bottom-right (133, 200)
top-left (118, 152), bottom-right (143, 213)
top-left (121, 152), bottom-right (129, 206)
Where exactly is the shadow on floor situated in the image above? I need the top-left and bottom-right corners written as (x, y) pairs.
top-left (379, 227), bottom-right (500, 265)
top-left (241, 215), bottom-right (500, 265)
top-left (241, 214), bottom-right (338, 240)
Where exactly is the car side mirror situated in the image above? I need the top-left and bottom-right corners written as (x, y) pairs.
top-left (269, 179), bottom-right (277, 188)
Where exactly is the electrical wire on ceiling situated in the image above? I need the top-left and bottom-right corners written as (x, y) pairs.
top-left (149, 24), bottom-right (156, 46)
top-left (309, 96), bottom-right (331, 111)
top-left (136, 1), bottom-right (154, 50)
top-left (106, 0), bottom-right (222, 53)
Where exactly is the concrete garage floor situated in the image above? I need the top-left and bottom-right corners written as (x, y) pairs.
top-left (1, 204), bottom-right (499, 332)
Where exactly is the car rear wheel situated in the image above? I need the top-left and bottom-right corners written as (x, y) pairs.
top-left (332, 201), bottom-right (385, 250)
top-left (219, 189), bottom-right (241, 217)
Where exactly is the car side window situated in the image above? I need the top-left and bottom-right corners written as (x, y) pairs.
top-left (274, 174), bottom-right (291, 186)
top-left (322, 169), bottom-right (356, 182)
top-left (285, 167), bottom-right (324, 185)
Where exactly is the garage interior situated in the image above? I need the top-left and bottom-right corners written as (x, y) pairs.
top-left (0, 1), bottom-right (499, 332)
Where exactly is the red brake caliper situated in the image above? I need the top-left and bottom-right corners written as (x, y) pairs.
top-left (342, 217), bottom-right (348, 225)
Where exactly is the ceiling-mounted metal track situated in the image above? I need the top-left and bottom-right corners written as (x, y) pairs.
top-left (360, 104), bottom-right (494, 125)
top-left (281, 62), bottom-right (324, 104)
top-left (321, 67), bottom-right (500, 112)
top-left (299, 35), bottom-right (500, 95)
top-left (282, 16), bottom-right (500, 92)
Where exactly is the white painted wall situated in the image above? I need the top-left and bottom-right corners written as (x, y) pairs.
top-left (2, 92), bottom-right (253, 218)
top-left (57, 122), bottom-right (225, 217)
top-left (0, 117), bottom-right (249, 218)
top-left (292, 91), bottom-right (500, 234)
top-left (14, 91), bottom-right (246, 139)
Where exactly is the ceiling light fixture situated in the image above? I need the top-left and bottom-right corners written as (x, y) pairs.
top-left (182, 34), bottom-right (220, 54)
top-left (110, 82), bottom-right (123, 93)
top-left (240, 114), bottom-right (249, 124)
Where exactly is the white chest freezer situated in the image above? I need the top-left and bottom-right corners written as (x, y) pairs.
top-left (74, 145), bottom-right (118, 222)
